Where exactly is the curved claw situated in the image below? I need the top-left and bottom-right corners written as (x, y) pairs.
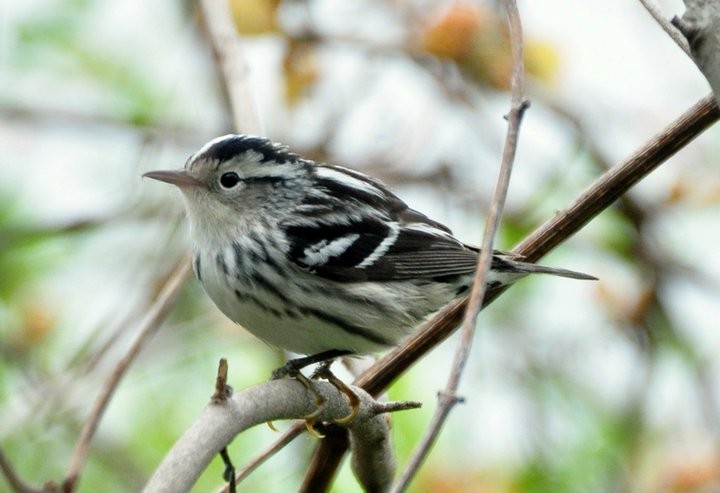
top-left (334, 394), bottom-right (360, 425)
top-left (304, 418), bottom-right (325, 438)
top-left (313, 363), bottom-right (361, 425)
top-left (281, 366), bottom-right (328, 437)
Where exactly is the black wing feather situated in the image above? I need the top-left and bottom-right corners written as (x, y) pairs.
top-left (283, 215), bottom-right (480, 282)
top-left (282, 163), bottom-right (482, 283)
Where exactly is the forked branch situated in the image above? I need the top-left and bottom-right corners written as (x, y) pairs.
top-left (144, 374), bottom-right (420, 492)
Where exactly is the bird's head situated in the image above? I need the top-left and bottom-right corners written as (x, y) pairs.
top-left (144, 134), bottom-right (309, 244)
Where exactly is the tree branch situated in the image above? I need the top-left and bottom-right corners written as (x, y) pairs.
top-left (512, 94), bottom-right (719, 260)
top-left (638, 0), bottom-right (692, 56)
top-left (198, 0), bottom-right (263, 135)
top-left (672, 0), bottom-right (720, 104)
top-left (0, 447), bottom-right (43, 493)
top-left (143, 379), bottom-right (419, 492)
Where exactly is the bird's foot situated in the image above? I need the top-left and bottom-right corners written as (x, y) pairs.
top-left (268, 349), bottom-right (352, 437)
top-left (311, 360), bottom-right (360, 425)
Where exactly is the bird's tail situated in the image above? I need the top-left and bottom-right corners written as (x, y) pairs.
top-left (515, 263), bottom-right (597, 280)
top-left (495, 254), bottom-right (597, 280)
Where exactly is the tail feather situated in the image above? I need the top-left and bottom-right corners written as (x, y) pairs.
top-left (507, 260), bottom-right (597, 280)
top-left (493, 254), bottom-right (597, 280)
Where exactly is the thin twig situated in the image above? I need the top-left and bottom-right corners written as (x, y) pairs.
top-left (638, 0), bottom-right (692, 57)
top-left (212, 358), bottom-right (232, 404)
top-left (302, 94), bottom-right (720, 489)
top-left (391, 2), bottom-right (527, 490)
top-left (61, 259), bottom-right (193, 493)
top-left (0, 447), bottom-right (43, 493)
top-left (198, 0), bottom-right (263, 135)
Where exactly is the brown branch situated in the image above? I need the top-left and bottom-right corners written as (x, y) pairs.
top-left (392, 1), bottom-right (527, 490)
top-left (198, 0), bottom-right (263, 135)
top-left (61, 259), bottom-right (193, 493)
top-left (0, 447), bottom-right (44, 493)
top-left (298, 426), bottom-right (349, 493)
top-left (512, 94), bottom-right (718, 260)
top-left (302, 94), bottom-right (720, 490)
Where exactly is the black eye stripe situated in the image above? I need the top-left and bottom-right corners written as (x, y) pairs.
top-left (241, 176), bottom-right (287, 185)
top-left (220, 172), bottom-right (287, 189)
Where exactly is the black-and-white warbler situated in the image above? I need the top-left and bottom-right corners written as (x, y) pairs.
top-left (145, 134), bottom-right (595, 360)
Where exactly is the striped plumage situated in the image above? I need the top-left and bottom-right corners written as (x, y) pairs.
top-left (145, 134), bottom-right (595, 356)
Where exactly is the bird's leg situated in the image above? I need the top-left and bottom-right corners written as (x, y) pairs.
top-left (269, 349), bottom-right (353, 437)
top-left (270, 349), bottom-right (352, 380)
top-left (311, 360), bottom-right (361, 425)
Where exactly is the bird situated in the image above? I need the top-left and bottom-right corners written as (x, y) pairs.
top-left (144, 134), bottom-right (595, 373)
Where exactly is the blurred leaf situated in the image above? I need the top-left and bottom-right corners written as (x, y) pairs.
top-left (11, 302), bottom-right (55, 350)
top-left (663, 455), bottom-right (720, 492)
top-left (0, 191), bottom-right (106, 361)
top-left (229, 0), bottom-right (280, 35)
top-left (0, 195), bottom-right (51, 301)
top-left (420, 4), bottom-right (487, 63)
top-left (588, 206), bottom-right (638, 259)
top-left (418, 469), bottom-right (513, 493)
top-left (525, 41), bottom-right (560, 84)
top-left (283, 40), bottom-right (318, 105)
top-left (418, 3), bottom-right (559, 90)
top-left (513, 372), bottom-right (643, 493)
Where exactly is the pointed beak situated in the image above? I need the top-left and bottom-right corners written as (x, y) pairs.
top-left (143, 170), bottom-right (203, 188)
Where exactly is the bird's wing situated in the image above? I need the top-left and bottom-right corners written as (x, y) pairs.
top-left (281, 213), bottom-right (480, 283)
top-left (281, 163), bottom-right (485, 282)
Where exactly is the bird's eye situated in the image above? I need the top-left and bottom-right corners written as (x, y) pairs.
top-left (219, 172), bottom-right (241, 189)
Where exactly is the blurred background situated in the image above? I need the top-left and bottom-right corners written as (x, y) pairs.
top-left (2, 0), bottom-right (720, 491)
